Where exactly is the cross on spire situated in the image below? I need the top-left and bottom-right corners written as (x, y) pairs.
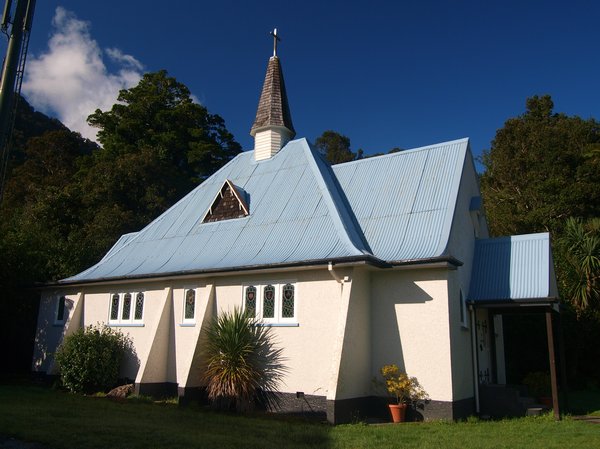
top-left (270, 28), bottom-right (280, 57)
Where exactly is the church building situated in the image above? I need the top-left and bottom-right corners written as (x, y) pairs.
top-left (33, 36), bottom-right (559, 423)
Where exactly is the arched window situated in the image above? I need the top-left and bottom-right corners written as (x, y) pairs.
top-left (185, 289), bottom-right (196, 321)
top-left (282, 284), bottom-right (295, 318)
top-left (135, 292), bottom-right (144, 320)
top-left (263, 285), bottom-right (275, 318)
top-left (245, 286), bottom-right (257, 317)
top-left (122, 293), bottom-right (132, 320)
top-left (110, 294), bottom-right (120, 321)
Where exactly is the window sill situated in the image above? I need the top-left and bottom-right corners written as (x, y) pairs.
top-left (255, 323), bottom-right (299, 327)
top-left (108, 323), bottom-right (145, 327)
top-left (52, 322), bottom-right (65, 327)
top-left (179, 323), bottom-right (196, 327)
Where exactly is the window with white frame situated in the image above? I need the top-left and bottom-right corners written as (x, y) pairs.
top-left (54, 295), bottom-right (66, 324)
top-left (109, 291), bottom-right (144, 325)
top-left (243, 282), bottom-right (297, 324)
top-left (183, 288), bottom-right (196, 324)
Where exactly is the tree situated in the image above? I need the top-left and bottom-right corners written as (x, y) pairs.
top-left (81, 70), bottom-right (242, 253)
top-left (314, 130), bottom-right (357, 164)
top-left (480, 95), bottom-right (600, 385)
top-left (481, 95), bottom-right (600, 237)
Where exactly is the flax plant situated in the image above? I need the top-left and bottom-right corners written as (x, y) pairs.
top-left (203, 307), bottom-right (286, 412)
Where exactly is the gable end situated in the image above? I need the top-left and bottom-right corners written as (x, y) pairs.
top-left (203, 180), bottom-right (249, 223)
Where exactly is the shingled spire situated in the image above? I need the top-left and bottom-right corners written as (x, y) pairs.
top-left (250, 30), bottom-right (295, 161)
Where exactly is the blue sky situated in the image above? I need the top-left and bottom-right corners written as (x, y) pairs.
top-left (6, 0), bottom-right (600, 164)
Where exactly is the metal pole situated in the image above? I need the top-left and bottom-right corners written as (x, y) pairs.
top-left (545, 310), bottom-right (560, 420)
top-left (0, 0), bottom-right (27, 137)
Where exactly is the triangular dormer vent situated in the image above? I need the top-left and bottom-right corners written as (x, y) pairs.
top-left (202, 180), bottom-right (249, 223)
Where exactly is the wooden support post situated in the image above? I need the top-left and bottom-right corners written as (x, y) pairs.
top-left (556, 311), bottom-right (569, 411)
top-left (546, 310), bottom-right (560, 420)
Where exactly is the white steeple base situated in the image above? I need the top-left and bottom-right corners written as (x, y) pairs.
top-left (254, 128), bottom-right (292, 161)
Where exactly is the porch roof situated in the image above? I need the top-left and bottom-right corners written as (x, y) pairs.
top-left (468, 233), bottom-right (559, 306)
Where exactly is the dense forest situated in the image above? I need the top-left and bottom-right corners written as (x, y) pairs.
top-left (0, 71), bottom-right (241, 375)
top-left (1, 74), bottom-right (598, 389)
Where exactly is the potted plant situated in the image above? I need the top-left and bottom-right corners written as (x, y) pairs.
top-left (522, 371), bottom-right (552, 407)
top-left (380, 364), bottom-right (428, 422)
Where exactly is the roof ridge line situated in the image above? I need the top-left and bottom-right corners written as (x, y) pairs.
top-left (300, 139), bottom-right (371, 257)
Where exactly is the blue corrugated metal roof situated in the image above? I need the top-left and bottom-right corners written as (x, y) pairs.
top-left (333, 138), bottom-right (468, 261)
top-left (63, 137), bottom-right (470, 283)
top-left (468, 233), bottom-right (557, 302)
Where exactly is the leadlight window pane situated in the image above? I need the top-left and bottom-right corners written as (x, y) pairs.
top-left (122, 293), bottom-right (132, 320)
top-left (110, 294), bottom-right (120, 320)
top-left (135, 292), bottom-right (144, 320)
top-left (263, 285), bottom-right (275, 318)
top-left (185, 289), bottom-right (195, 320)
top-left (282, 284), bottom-right (294, 318)
top-left (245, 286), bottom-right (256, 317)
top-left (57, 296), bottom-right (66, 321)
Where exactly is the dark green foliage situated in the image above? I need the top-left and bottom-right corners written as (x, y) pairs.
top-left (82, 70), bottom-right (241, 241)
top-left (314, 130), bottom-right (360, 164)
top-left (481, 95), bottom-right (600, 385)
top-left (0, 75), bottom-right (241, 376)
top-left (55, 324), bottom-right (131, 393)
top-left (481, 95), bottom-right (600, 237)
top-left (557, 217), bottom-right (600, 315)
top-left (203, 307), bottom-right (286, 412)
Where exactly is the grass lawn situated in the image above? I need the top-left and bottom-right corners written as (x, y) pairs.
top-left (1, 385), bottom-right (599, 449)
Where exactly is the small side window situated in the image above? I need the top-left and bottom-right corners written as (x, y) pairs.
top-left (263, 285), bottom-right (275, 319)
top-left (460, 290), bottom-right (468, 328)
top-left (244, 286), bottom-right (257, 318)
top-left (122, 293), bottom-right (132, 321)
top-left (55, 296), bottom-right (66, 324)
top-left (282, 284), bottom-right (295, 319)
top-left (184, 289), bottom-right (196, 322)
top-left (134, 292), bottom-right (144, 321)
top-left (110, 294), bottom-right (120, 321)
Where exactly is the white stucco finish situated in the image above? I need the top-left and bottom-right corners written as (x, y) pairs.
top-left (32, 290), bottom-right (82, 373)
top-left (331, 267), bottom-right (372, 400)
top-left (210, 269), bottom-right (347, 397)
top-left (371, 269), bottom-right (453, 402)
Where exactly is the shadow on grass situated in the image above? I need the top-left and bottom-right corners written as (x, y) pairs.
top-left (0, 384), bottom-right (333, 449)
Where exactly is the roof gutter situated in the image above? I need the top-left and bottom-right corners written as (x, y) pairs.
top-left (38, 255), bottom-right (463, 290)
top-left (389, 255), bottom-right (463, 269)
top-left (39, 255), bottom-right (389, 289)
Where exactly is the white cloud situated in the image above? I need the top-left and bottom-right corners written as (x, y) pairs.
top-left (23, 7), bottom-right (144, 142)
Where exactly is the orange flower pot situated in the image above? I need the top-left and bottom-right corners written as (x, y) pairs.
top-left (388, 403), bottom-right (407, 423)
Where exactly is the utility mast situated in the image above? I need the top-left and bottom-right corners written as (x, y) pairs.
top-left (0, 0), bottom-right (35, 203)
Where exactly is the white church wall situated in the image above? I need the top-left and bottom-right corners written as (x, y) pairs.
top-left (370, 268), bottom-right (453, 402)
top-left (170, 281), bottom-right (214, 388)
top-left (208, 268), bottom-right (348, 398)
top-left (445, 152), bottom-right (481, 401)
top-left (331, 267), bottom-right (372, 400)
top-left (32, 290), bottom-right (81, 373)
top-left (82, 284), bottom-right (171, 381)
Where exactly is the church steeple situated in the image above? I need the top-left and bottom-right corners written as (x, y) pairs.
top-left (251, 29), bottom-right (295, 161)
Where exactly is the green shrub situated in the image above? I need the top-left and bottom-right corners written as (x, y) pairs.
top-left (55, 324), bottom-right (130, 394)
